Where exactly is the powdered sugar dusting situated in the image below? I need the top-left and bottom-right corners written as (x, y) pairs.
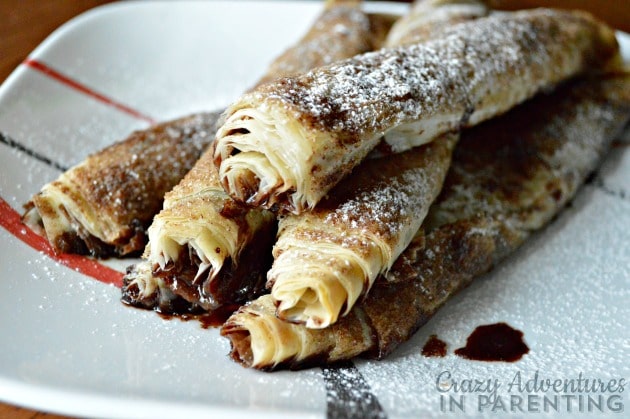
top-left (77, 112), bottom-right (219, 224)
top-left (277, 134), bottom-right (455, 270)
top-left (428, 75), bottom-right (630, 233)
top-left (251, 9), bottom-right (611, 141)
top-left (315, 134), bottom-right (452, 246)
top-left (217, 8), bottom-right (615, 213)
top-left (324, 167), bottom-right (432, 244)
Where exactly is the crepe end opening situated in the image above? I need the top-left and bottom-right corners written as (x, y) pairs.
top-left (21, 201), bottom-right (44, 233)
top-left (147, 216), bottom-right (233, 285)
top-left (222, 326), bottom-right (255, 368)
top-left (274, 278), bottom-right (348, 329)
top-left (220, 161), bottom-right (263, 206)
top-left (218, 148), bottom-right (302, 212)
top-left (215, 105), bottom-right (309, 213)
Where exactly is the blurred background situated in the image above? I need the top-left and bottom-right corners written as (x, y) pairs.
top-left (1, 0), bottom-right (628, 83)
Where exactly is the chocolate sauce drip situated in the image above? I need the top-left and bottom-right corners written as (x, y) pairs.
top-left (455, 322), bottom-right (529, 362)
top-left (422, 334), bottom-right (447, 358)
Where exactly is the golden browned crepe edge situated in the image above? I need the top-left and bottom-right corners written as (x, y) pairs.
top-left (253, 0), bottom-right (393, 88)
top-left (384, 0), bottom-right (489, 47)
top-left (23, 112), bottom-right (220, 257)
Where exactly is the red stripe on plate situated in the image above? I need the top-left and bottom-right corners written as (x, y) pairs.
top-left (0, 197), bottom-right (124, 287)
top-left (23, 58), bottom-right (156, 125)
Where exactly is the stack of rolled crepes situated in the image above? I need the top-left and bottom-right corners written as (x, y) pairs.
top-left (24, 0), bottom-right (630, 370)
top-left (222, 72), bottom-right (630, 369)
top-left (213, 0), bottom-right (622, 330)
top-left (216, 0), bottom-right (627, 368)
top-left (23, 0), bottom-right (393, 259)
top-left (121, 0), bottom-right (398, 312)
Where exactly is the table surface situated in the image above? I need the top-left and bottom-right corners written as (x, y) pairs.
top-left (0, 0), bottom-right (627, 418)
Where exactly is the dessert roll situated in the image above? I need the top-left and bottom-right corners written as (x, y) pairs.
top-left (384, 0), bottom-right (489, 48)
top-left (222, 73), bottom-right (630, 370)
top-left (123, 148), bottom-right (277, 311)
top-left (23, 112), bottom-right (220, 257)
top-left (122, 0), bottom-right (389, 312)
top-left (266, 0), bottom-right (496, 327)
top-left (268, 132), bottom-right (457, 328)
top-left (214, 9), bottom-right (619, 213)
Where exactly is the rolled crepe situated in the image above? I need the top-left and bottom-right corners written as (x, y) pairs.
top-left (266, 0), bottom-right (494, 328)
top-left (221, 72), bottom-right (630, 370)
top-left (23, 113), bottom-right (220, 257)
top-left (122, 0), bottom-right (391, 312)
top-left (384, 0), bottom-right (489, 48)
top-left (214, 8), bottom-right (619, 213)
top-left (268, 132), bottom-right (457, 328)
top-left (123, 148), bottom-right (277, 311)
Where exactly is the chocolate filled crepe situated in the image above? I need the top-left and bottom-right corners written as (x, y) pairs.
top-left (23, 0), bottom-right (392, 258)
top-left (221, 72), bottom-right (630, 370)
top-left (267, 0), bottom-right (495, 329)
top-left (23, 113), bottom-right (220, 257)
top-left (123, 0), bottom-right (502, 315)
top-left (268, 133), bottom-right (457, 328)
top-left (214, 8), bottom-right (619, 213)
top-left (122, 0), bottom-right (394, 313)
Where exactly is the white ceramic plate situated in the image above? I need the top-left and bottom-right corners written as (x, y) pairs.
top-left (0, 2), bottom-right (628, 418)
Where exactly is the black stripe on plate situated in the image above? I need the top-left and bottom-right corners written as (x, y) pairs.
top-left (322, 361), bottom-right (387, 419)
top-left (0, 131), bottom-right (67, 172)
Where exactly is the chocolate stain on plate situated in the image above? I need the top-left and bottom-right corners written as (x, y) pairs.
top-left (422, 334), bottom-right (448, 358)
top-left (455, 322), bottom-right (529, 362)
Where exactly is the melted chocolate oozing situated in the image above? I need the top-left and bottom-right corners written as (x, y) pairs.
top-left (455, 322), bottom-right (529, 362)
top-left (422, 334), bottom-right (448, 358)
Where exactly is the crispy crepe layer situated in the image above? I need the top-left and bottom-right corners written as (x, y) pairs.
top-left (123, 148), bottom-right (277, 311)
top-left (221, 73), bottom-right (630, 370)
top-left (122, 0), bottom-right (389, 312)
top-left (385, 0), bottom-right (489, 48)
top-left (214, 9), bottom-right (619, 213)
top-left (23, 113), bottom-right (220, 257)
top-left (268, 133), bottom-right (457, 328)
top-left (264, 0), bottom-right (491, 329)
top-left (25, 1), bottom-right (393, 258)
